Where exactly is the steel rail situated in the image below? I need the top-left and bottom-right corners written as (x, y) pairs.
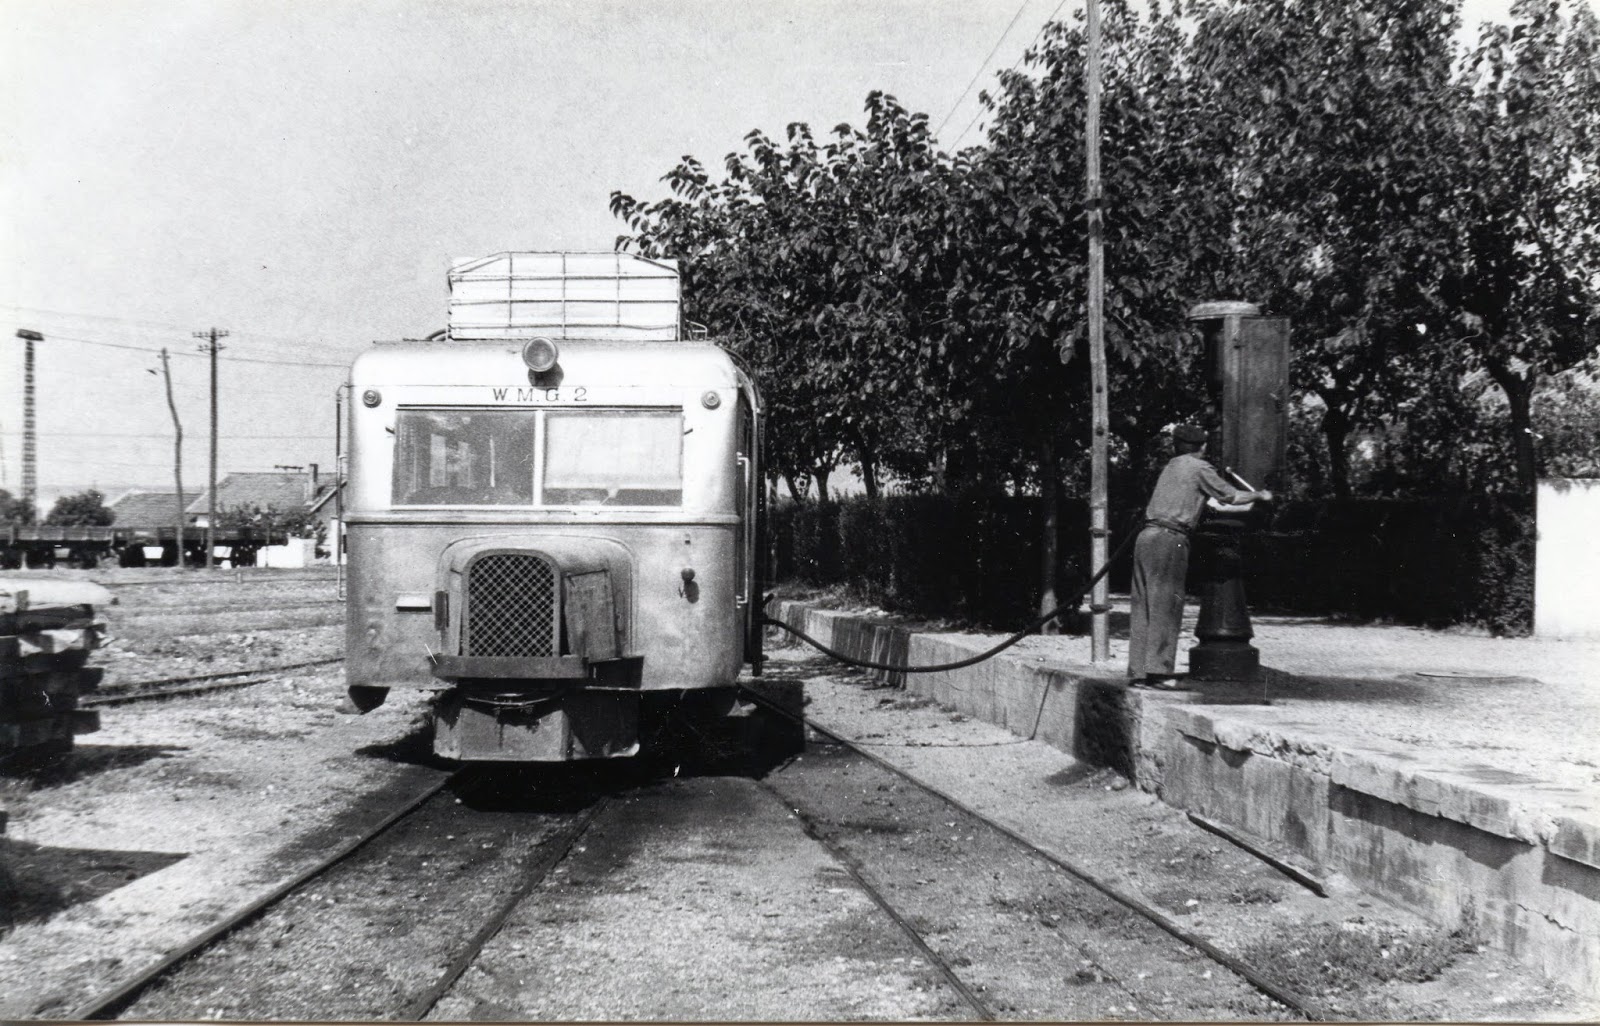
top-left (83, 657), bottom-right (345, 707)
top-left (397, 798), bottom-right (611, 1021)
top-left (112, 599), bottom-right (343, 618)
top-left (763, 782), bottom-right (998, 1021)
top-left (68, 774), bottom-right (456, 1022)
top-left (97, 573), bottom-right (337, 588)
top-left (739, 683), bottom-right (1331, 1022)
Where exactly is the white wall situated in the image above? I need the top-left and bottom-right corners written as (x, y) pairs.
top-left (260, 537), bottom-right (316, 569)
top-left (1535, 478), bottom-right (1600, 638)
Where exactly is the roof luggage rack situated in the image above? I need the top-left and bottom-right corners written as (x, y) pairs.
top-left (446, 252), bottom-right (681, 342)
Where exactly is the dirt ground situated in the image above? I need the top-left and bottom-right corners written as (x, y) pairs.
top-left (0, 569), bottom-right (1588, 1021)
top-left (0, 567), bottom-right (441, 1019)
top-left (772, 645), bottom-right (1592, 1021)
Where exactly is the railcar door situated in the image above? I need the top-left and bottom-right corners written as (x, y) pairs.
top-left (737, 391), bottom-right (763, 674)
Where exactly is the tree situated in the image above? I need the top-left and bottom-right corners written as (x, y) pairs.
top-left (615, 141), bottom-right (841, 500)
top-left (805, 94), bottom-right (970, 497)
top-left (968, 1), bottom-right (1253, 475)
top-left (1188, 0), bottom-right (1465, 496)
top-left (44, 489), bottom-right (114, 526)
top-left (1533, 368), bottom-right (1600, 478)
top-left (1426, 0), bottom-right (1600, 497)
top-left (0, 489), bottom-right (35, 526)
top-left (614, 95), bottom-right (967, 500)
top-left (213, 503), bottom-right (319, 539)
top-left (612, 0), bottom-right (1600, 521)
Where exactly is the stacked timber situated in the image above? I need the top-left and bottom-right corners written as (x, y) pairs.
top-left (0, 579), bottom-right (112, 760)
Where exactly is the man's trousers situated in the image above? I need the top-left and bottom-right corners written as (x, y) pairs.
top-left (1127, 524), bottom-right (1189, 678)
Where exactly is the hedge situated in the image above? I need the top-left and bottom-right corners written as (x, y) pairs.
top-left (769, 494), bottom-right (1534, 635)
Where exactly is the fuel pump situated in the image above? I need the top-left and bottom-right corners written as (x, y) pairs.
top-left (1187, 302), bottom-right (1290, 682)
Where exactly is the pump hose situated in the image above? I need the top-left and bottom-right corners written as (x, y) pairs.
top-left (761, 514), bottom-right (1143, 674)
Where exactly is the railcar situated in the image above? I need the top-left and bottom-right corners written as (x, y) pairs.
top-left (342, 253), bottom-right (765, 762)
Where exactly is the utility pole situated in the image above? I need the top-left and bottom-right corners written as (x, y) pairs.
top-left (15, 329), bottom-right (43, 522)
top-left (335, 385), bottom-right (346, 597)
top-left (1085, 0), bottom-right (1111, 662)
top-left (195, 328), bottom-right (228, 569)
top-left (154, 349), bottom-right (186, 564)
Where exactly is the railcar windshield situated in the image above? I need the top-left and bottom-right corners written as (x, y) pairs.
top-left (544, 410), bottom-right (683, 506)
top-left (391, 407), bottom-right (683, 507)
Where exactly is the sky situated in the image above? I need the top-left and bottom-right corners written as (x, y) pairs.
top-left (0, 0), bottom-right (1543, 510)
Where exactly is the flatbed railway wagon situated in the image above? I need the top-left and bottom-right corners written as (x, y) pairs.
top-left (342, 252), bottom-right (765, 762)
top-left (0, 525), bottom-right (288, 569)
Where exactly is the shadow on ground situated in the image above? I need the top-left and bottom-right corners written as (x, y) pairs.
top-left (1260, 669), bottom-right (1503, 705)
top-left (354, 717), bottom-right (456, 770)
top-left (0, 744), bottom-right (189, 787)
top-left (0, 839), bottom-right (186, 932)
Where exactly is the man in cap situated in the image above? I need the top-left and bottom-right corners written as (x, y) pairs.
top-left (1128, 425), bottom-right (1272, 689)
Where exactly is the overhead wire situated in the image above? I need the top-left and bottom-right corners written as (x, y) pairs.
top-left (0, 302), bottom-right (338, 352)
top-left (934, 0), bottom-right (1038, 137)
top-left (0, 325), bottom-right (341, 487)
top-left (0, 330), bottom-right (349, 368)
top-left (0, 430), bottom-right (330, 440)
top-left (1, 304), bottom-right (360, 363)
top-left (950, 0), bottom-right (1073, 150)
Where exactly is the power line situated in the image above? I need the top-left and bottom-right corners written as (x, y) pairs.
top-left (935, 0), bottom-right (1037, 137)
top-left (11, 334), bottom-right (160, 356)
top-left (1, 331), bottom-right (349, 368)
top-left (951, 0), bottom-right (1073, 150)
top-left (0, 302), bottom-right (338, 351)
top-left (2, 305), bottom-right (359, 362)
top-left (0, 430), bottom-right (331, 440)
top-left (4, 457), bottom-right (329, 470)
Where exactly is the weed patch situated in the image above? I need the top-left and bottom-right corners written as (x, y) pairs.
top-left (1243, 920), bottom-right (1479, 995)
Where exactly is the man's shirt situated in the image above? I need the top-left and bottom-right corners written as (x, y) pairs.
top-left (1143, 453), bottom-right (1254, 530)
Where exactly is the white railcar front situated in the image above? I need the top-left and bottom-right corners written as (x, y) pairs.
top-left (343, 314), bottom-right (762, 761)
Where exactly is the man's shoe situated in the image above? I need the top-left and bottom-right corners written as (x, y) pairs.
top-left (1133, 676), bottom-right (1184, 691)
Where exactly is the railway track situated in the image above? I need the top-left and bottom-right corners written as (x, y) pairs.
top-left (741, 680), bottom-right (1328, 1021)
top-left (71, 679), bottom-right (1325, 1020)
top-left (69, 773), bottom-right (608, 1022)
top-left (82, 657), bottom-right (345, 707)
top-left (110, 599), bottom-right (343, 620)
top-left (774, 781), bottom-right (1000, 1021)
top-left (86, 571), bottom-right (339, 589)
top-left (51, 648), bottom-right (1323, 1019)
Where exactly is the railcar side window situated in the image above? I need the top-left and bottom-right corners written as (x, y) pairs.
top-left (544, 410), bottom-right (683, 506)
top-left (392, 410), bottom-right (536, 505)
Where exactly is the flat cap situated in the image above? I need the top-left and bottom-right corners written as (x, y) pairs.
top-left (1172, 424), bottom-right (1207, 444)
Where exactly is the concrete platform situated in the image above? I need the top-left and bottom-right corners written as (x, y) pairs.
top-left (767, 599), bottom-right (1600, 998)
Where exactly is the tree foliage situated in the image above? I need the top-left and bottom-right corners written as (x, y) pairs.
top-left (44, 489), bottom-right (114, 527)
top-left (1189, 0), bottom-right (1465, 495)
top-left (1430, 0), bottom-right (1600, 494)
top-left (213, 503), bottom-right (321, 540)
top-left (0, 489), bottom-right (36, 526)
top-left (613, 94), bottom-right (969, 499)
top-left (612, 0), bottom-right (1600, 505)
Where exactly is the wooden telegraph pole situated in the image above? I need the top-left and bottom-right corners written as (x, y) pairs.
top-left (155, 349), bottom-right (186, 564)
top-left (195, 328), bottom-right (228, 568)
top-left (1085, 0), bottom-right (1110, 661)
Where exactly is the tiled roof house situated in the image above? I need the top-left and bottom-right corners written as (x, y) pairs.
top-left (108, 489), bottom-right (198, 527)
top-left (306, 477), bottom-right (347, 535)
top-left (186, 468), bottom-right (339, 527)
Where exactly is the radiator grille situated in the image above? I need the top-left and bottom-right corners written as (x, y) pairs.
top-left (464, 554), bottom-right (558, 657)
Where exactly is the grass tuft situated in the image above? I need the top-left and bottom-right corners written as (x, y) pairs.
top-left (1243, 920), bottom-right (1480, 994)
